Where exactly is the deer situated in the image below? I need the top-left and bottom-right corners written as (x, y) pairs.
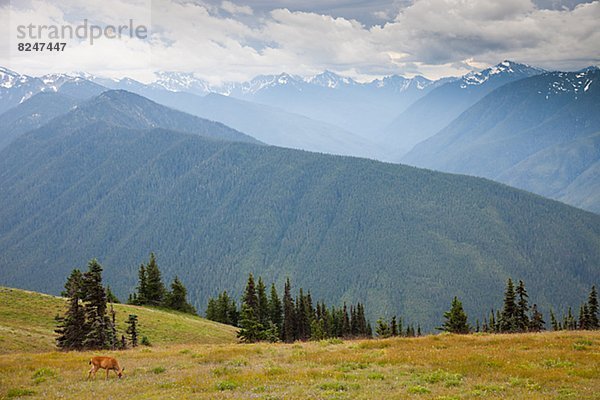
top-left (88, 356), bottom-right (124, 379)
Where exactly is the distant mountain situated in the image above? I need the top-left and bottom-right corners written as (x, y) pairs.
top-left (403, 68), bottom-right (600, 212)
top-left (0, 92), bottom-right (80, 151)
top-left (82, 75), bottom-right (383, 158)
top-left (227, 71), bottom-right (449, 137)
top-left (381, 61), bottom-right (545, 158)
top-left (0, 68), bottom-right (106, 114)
top-left (0, 90), bottom-right (599, 330)
top-left (45, 90), bottom-right (259, 144)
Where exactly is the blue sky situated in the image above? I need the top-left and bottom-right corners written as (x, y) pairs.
top-left (2, 0), bottom-right (598, 83)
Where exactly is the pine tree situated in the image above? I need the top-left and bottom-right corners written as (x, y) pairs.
top-left (81, 259), bottom-right (111, 349)
top-left (269, 283), bottom-right (283, 332)
top-left (578, 304), bottom-right (589, 330)
top-left (237, 303), bottom-right (263, 342)
top-left (238, 273), bottom-right (263, 342)
top-left (105, 286), bottom-right (120, 303)
top-left (165, 276), bottom-right (196, 314)
top-left (375, 318), bottom-right (391, 338)
top-left (515, 280), bottom-right (529, 332)
top-left (440, 296), bottom-right (470, 334)
top-left (282, 278), bottom-right (295, 342)
top-left (529, 304), bottom-right (545, 332)
top-left (144, 253), bottom-right (165, 306)
top-left (256, 277), bottom-right (269, 327)
top-left (135, 263), bottom-right (147, 305)
top-left (550, 309), bottom-right (559, 331)
top-left (587, 286), bottom-right (599, 329)
top-left (390, 316), bottom-right (398, 336)
top-left (500, 278), bottom-right (517, 333)
top-left (295, 289), bottom-right (309, 340)
top-left (126, 314), bottom-right (139, 347)
top-left (56, 269), bottom-right (86, 350)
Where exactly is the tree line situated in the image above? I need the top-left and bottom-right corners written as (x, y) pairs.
top-left (207, 274), bottom-right (372, 342)
top-left (439, 279), bottom-right (599, 334)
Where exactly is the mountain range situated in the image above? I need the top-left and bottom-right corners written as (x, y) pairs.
top-left (403, 68), bottom-right (600, 213)
top-left (0, 89), bottom-right (598, 330)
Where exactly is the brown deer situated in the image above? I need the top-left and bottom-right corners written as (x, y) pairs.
top-left (88, 356), bottom-right (124, 379)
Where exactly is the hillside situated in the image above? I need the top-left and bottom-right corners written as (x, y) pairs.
top-left (0, 287), bottom-right (237, 354)
top-left (381, 61), bottom-right (545, 158)
top-left (0, 91), bottom-right (599, 330)
top-left (403, 69), bottom-right (600, 213)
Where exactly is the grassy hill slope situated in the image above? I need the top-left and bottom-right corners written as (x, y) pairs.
top-left (0, 287), bottom-right (237, 354)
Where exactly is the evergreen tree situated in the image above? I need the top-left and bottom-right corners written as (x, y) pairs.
top-left (126, 314), bottom-right (139, 347)
top-left (529, 304), bottom-right (545, 332)
top-left (135, 263), bottom-right (147, 305)
top-left (499, 278), bottom-right (517, 333)
top-left (578, 304), bottom-right (590, 330)
top-left (105, 286), bottom-right (120, 303)
top-left (375, 318), bottom-right (391, 338)
top-left (295, 289), bottom-right (309, 340)
top-left (144, 253), bottom-right (166, 306)
top-left (390, 316), bottom-right (398, 336)
top-left (515, 280), bottom-right (529, 332)
top-left (282, 278), bottom-right (295, 343)
top-left (237, 303), bottom-right (263, 343)
top-left (238, 273), bottom-right (262, 342)
top-left (256, 277), bottom-right (269, 327)
top-left (268, 283), bottom-right (283, 332)
top-left (56, 269), bottom-right (86, 350)
top-left (165, 276), bottom-right (196, 314)
top-left (587, 285), bottom-right (599, 329)
top-left (550, 309), bottom-right (559, 331)
top-left (81, 259), bottom-right (111, 349)
top-left (440, 296), bottom-right (470, 334)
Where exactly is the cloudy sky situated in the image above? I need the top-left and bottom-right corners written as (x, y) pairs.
top-left (1, 0), bottom-right (598, 83)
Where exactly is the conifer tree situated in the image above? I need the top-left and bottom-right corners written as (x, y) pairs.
top-left (500, 278), bottom-right (517, 332)
top-left (440, 296), bottom-right (470, 334)
top-left (144, 253), bottom-right (166, 306)
top-left (529, 304), bottom-right (545, 332)
top-left (256, 277), bottom-right (269, 326)
top-left (375, 318), bottom-right (391, 337)
top-left (238, 273), bottom-right (262, 342)
top-left (390, 316), bottom-right (398, 336)
top-left (81, 259), bottom-right (111, 349)
top-left (578, 304), bottom-right (589, 330)
top-left (587, 286), bottom-right (599, 329)
top-left (515, 280), bottom-right (529, 332)
top-left (295, 289), bottom-right (309, 340)
top-left (269, 283), bottom-right (283, 332)
top-left (56, 269), bottom-right (86, 350)
top-left (135, 263), bottom-right (147, 305)
top-left (282, 278), bottom-right (295, 342)
top-left (165, 276), bottom-right (196, 314)
top-left (126, 314), bottom-right (138, 347)
top-left (105, 286), bottom-right (120, 303)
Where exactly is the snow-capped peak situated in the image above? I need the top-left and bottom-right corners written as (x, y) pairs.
top-left (0, 66), bottom-right (32, 89)
top-left (308, 70), bottom-right (357, 88)
top-left (152, 71), bottom-right (211, 95)
top-left (542, 68), bottom-right (598, 99)
top-left (460, 60), bottom-right (545, 88)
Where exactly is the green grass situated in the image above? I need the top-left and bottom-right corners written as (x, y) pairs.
top-left (0, 287), bottom-right (237, 354)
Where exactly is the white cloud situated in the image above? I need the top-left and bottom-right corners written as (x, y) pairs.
top-left (1, 0), bottom-right (598, 83)
top-left (221, 1), bottom-right (253, 15)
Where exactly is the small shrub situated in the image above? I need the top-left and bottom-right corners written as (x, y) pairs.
top-left (216, 380), bottom-right (238, 391)
top-left (367, 372), bottom-right (385, 380)
top-left (151, 366), bottom-right (166, 374)
top-left (7, 388), bottom-right (35, 398)
top-left (317, 382), bottom-right (349, 391)
top-left (407, 385), bottom-right (430, 394)
top-left (141, 336), bottom-right (151, 346)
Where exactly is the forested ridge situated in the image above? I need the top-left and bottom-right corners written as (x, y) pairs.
top-left (0, 91), bottom-right (599, 330)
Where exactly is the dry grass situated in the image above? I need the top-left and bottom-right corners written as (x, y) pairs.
top-left (1, 287), bottom-right (599, 399)
top-left (0, 332), bottom-right (599, 399)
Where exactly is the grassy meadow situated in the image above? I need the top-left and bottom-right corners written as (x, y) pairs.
top-left (1, 287), bottom-right (599, 399)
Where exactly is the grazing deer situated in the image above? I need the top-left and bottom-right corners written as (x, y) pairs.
top-left (88, 356), bottom-right (124, 379)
